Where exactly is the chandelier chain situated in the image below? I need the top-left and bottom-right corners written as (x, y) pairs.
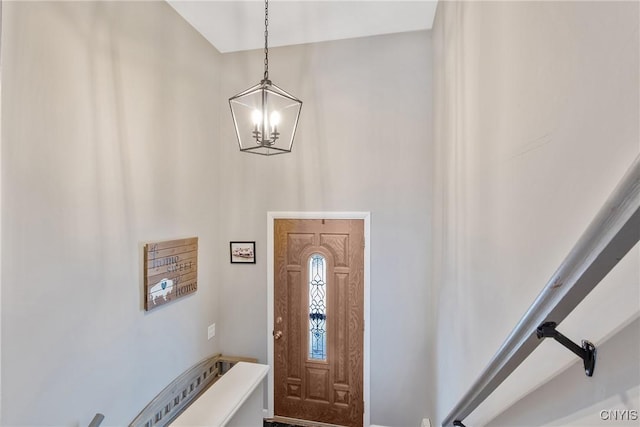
top-left (264, 0), bottom-right (269, 81)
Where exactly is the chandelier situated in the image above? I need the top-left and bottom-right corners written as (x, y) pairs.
top-left (229, 0), bottom-right (303, 156)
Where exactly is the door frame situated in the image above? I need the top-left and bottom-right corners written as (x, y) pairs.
top-left (267, 212), bottom-right (371, 427)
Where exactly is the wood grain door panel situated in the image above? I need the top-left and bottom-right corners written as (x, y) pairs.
top-left (274, 219), bottom-right (364, 427)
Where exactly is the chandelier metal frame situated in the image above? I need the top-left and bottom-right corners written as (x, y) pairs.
top-left (229, 0), bottom-right (303, 156)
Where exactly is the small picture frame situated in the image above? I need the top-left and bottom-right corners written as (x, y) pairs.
top-left (230, 241), bottom-right (256, 264)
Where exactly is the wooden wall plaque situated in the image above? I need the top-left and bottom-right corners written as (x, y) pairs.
top-left (144, 237), bottom-right (198, 311)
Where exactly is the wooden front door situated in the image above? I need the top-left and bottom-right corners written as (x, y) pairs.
top-left (274, 219), bottom-right (364, 427)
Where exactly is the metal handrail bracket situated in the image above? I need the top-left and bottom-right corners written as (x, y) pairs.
top-left (442, 155), bottom-right (640, 427)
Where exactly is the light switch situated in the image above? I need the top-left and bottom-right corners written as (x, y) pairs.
top-left (207, 323), bottom-right (216, 340)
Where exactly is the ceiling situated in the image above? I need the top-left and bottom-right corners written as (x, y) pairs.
top-left (167, 1), bottom-right (439, 53)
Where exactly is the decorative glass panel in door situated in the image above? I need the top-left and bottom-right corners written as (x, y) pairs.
top-left (308, 254), bottom-right (327, 360)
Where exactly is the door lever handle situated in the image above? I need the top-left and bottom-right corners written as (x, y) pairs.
top-left (273, 330), bottom-right (283, 340)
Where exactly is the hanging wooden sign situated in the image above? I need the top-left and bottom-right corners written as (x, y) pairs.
top-left (144, 237), bottom-right (198, 311)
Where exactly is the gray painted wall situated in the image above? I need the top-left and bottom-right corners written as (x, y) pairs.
top-left (7, 1), bottom-right (632, 426)
top-left (1, 2), bottom-right (222, 425)
top-left (218, 32), bottom-right (434, 426)
top-left (432, 1), bottom-right (639, 425)
top-left (1, 1), bottom-right (434, 425)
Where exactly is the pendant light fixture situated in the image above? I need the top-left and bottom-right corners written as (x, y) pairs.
top-left (229, 0), bottom-right (303, 156)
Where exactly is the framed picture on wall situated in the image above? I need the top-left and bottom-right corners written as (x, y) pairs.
top-left (230, 241), bottom-right (256, 264)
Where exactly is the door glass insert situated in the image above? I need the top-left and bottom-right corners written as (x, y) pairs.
top-left (309, 254), bottom-right (327, 360)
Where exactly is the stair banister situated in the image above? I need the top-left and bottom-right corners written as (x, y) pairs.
top-left (442, 155), bottom-right (640, 427)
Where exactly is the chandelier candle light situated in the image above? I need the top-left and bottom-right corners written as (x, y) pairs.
top-left (229, 0), bottom-right (303, 156)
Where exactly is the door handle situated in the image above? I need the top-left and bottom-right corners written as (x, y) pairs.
top-left (273, 330), bottom-right (283, 340)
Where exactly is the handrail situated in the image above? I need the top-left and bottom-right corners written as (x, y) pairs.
top-left (88, 414), bottom-right (105, 427)
top-left (442, 155), bottom-right (640, 427)
top-left (170, 362), bottom-right (269, 427)
top-left (129, 354), bottom-right (258, 427)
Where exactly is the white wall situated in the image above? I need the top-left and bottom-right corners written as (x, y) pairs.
top-left (5, 1), bottom-right (636, 426)
top-left (1, 2), bottom-right (222, 425)
top-left (1, 3), bottom-right (435, 424)
top-left (432, 1), bottom-right (639, 425)
top-left (218, 31), bottom-right (434, 426)
top-left (0, 1), bottom-right (3, 420)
